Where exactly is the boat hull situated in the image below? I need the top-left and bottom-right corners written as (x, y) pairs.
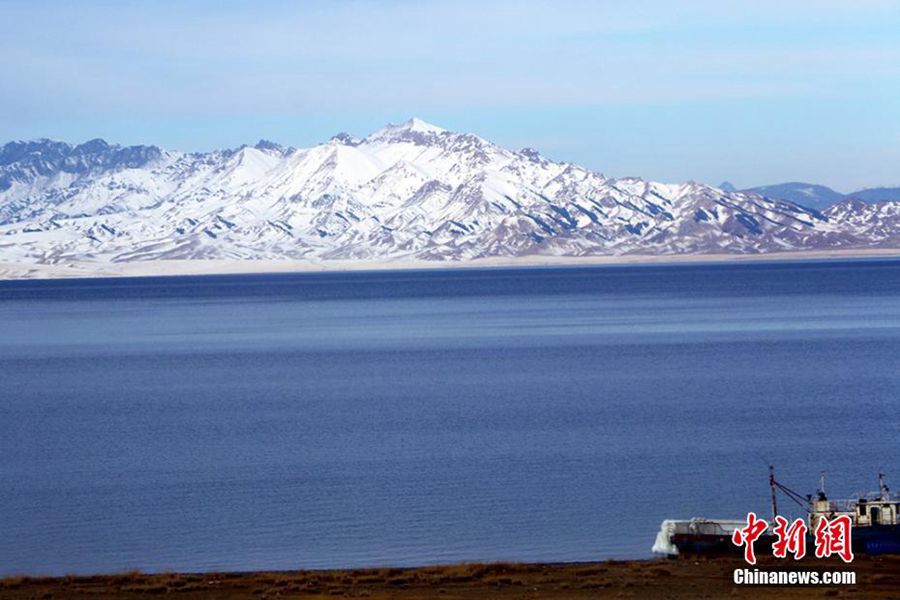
top-left (672, 533), bottom-right (775, 557)
top-left (853, 524), bottom-right (900, 555)
top-left (670, 526), bottom-right (900, 557)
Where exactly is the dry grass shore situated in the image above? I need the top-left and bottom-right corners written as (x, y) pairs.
top-left (2, 556), bottom-right (898, 599)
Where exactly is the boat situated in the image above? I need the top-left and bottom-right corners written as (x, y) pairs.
top-left (652, 518), bottom-right (773, 556)
top-left (809, 472), bottom-right (900, 555)
top-left (652, 468), bottom-right (900, 557)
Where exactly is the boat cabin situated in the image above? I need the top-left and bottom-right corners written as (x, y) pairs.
top-left (809, 474), bottom-right (899, 530)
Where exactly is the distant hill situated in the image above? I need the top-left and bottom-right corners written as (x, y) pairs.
top-left (847, 187), bottom-right (900, 203)
top-left (718, 181), bottom-right (737, 193)
top-left (742, 182), bottom-right (844, 211)
top-left (741, 182), bottom-right (900, 210)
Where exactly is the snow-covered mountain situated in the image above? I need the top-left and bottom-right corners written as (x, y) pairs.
top-left (1, 118), bottom-right (898, 275)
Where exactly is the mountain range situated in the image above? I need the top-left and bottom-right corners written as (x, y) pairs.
top-left (1, 118), bottom-right (898, 278)
top-left (721, 181), bottom-right (900, 211)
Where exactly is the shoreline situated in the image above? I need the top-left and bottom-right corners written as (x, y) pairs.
top-left (1, 247), bottom-right (899, 281)
top-left (2, 556), bottom-right (897, 599)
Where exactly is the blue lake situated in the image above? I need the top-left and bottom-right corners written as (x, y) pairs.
top-left (1, 260), bottom-right (899, 575)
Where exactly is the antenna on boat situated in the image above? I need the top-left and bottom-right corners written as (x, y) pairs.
top-left (819, 471), bottom-right (826, 499)
top-left (769, 464), bottom-right (778, 521)
top-left (879, 472), bottom-right (890, 499)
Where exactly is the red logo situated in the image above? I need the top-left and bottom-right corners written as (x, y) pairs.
top-left (772, 515), bottom-right (808, 559)
top-left (732, 513), bottom-right (853, 564)
top-left (814, 515), bottom-right (854, 563)
top-left (731, 512), bottom-right (769, 565)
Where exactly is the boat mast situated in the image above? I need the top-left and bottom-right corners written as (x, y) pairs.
top-left (769, 464), bottom-right (778, 521)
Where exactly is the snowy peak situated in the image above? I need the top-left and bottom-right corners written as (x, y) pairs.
top-left (253, 139), bottom-right (290, 155)
top-left (0, 138), bottom-right (163, 193)
top-left (363, 117), bottom-right (450, 146)
top-left (388, 117), bottom-right (447, 134)
top-left (1, 138), bottom-right (73, 165)
top-left (518, 148), bottom-right (546, 162)
top-left (329, 132), bottom-right (360, 147)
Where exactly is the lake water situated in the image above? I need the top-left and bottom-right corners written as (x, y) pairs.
top-left (1, 260), bottom-right (899, 576)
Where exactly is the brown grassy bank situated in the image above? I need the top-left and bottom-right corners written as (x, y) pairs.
top-left (2, 555), bottom-right (898, 599)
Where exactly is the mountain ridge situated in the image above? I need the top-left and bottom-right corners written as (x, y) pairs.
top-left (1, 118), bottom-right (898, 278)
top-left (740, 181), bottom-right (900, 211)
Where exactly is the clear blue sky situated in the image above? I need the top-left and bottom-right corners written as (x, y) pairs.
top-left (2, 0), bottom-right (898, 190)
